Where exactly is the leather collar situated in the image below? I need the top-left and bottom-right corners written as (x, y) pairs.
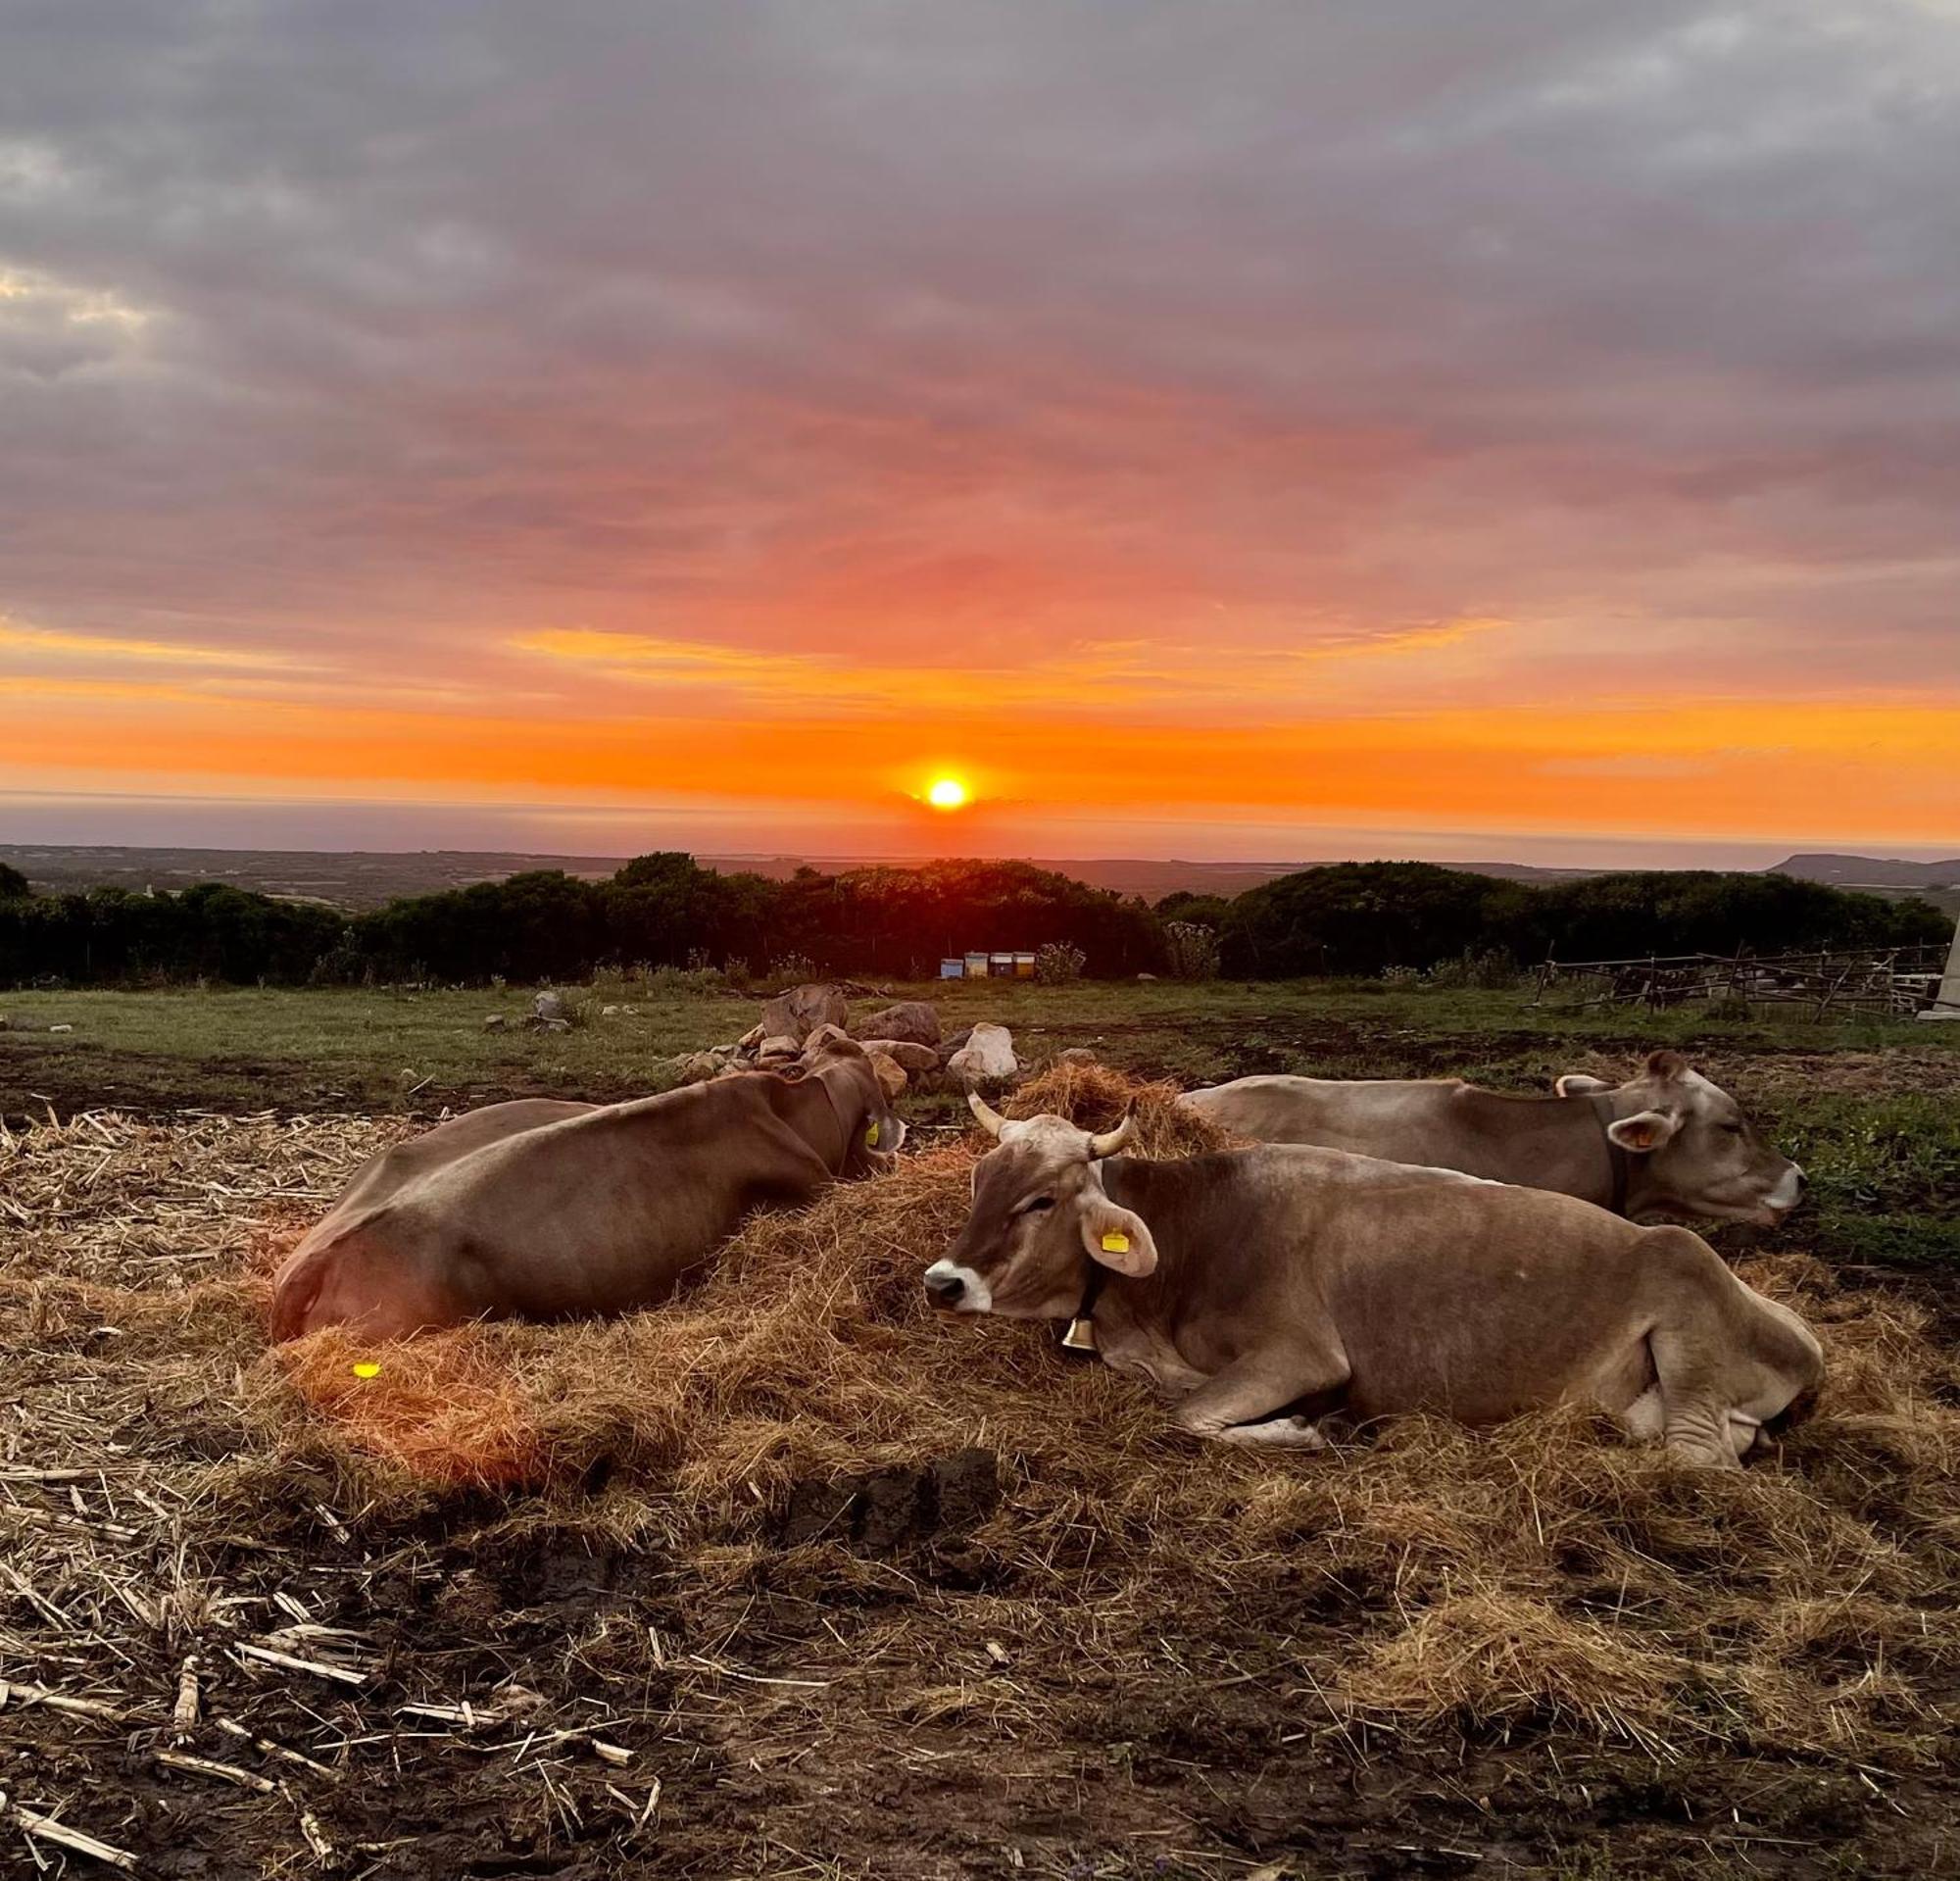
top-left (1060, 1261), bottom-right (1108, 1353)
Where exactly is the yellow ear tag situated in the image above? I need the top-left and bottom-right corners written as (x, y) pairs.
top-left (864, 1121), bottom-right (880, 1148)
top-left (351, 1361), bottom-right (381, 1380)
top-left (1100, 1231), bottom-right (1130, 1255)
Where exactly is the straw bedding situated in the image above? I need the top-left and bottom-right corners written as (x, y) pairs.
top-left (3, 1064), bottom-right (1959, 1872)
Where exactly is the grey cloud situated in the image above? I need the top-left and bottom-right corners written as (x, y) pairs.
top-left (2, 0), bottom-right (1957, 689)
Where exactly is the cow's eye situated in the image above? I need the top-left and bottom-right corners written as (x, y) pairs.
top-left (1721, 1121), bottom-right (1744, 1136)
top-left (1021, 1196), bottom-right (1056, 1213)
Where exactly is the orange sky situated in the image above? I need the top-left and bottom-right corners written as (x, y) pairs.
top-left (4, 4), bottom-right (1959, 862)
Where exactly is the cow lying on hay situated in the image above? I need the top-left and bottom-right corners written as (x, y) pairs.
top-left (1182, 1050), bottom-right (1807, 1225)
top-left (270, 1032), bottom-right (905, 1339)
top-left (929, 1092), bottom-right (1824, 1467)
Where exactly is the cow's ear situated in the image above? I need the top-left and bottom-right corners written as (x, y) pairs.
top-left (1078, 1197), bottom-right (1157, 1277)
top-left (1644, 1049), bottom-right (1690, 1082)
top-left (1607, 1108), bottom-right (1682, 1154)
top-left (1555, 1073), bottom-right (1613, 1097)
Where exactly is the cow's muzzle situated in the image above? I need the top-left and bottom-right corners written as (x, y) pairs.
top-left (923, 1260), bottom-right (990, 1312)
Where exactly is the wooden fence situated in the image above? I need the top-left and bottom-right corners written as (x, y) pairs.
top-left (1531, 944), bottom-right (1951, 1019)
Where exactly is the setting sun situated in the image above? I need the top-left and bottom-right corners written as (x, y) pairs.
top-left (926, 776), bottom-right (969, 810)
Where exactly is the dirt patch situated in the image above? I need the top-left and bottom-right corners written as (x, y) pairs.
top-left (0, 1039), bottom-right (664, 1126)
top-left (3, 1078), bottom-right (1959, 1876)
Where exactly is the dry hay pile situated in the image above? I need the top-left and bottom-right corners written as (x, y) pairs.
top-left (4, 1064), bottom-right (1960, 1829)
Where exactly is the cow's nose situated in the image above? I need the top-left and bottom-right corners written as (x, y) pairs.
top-left (924, 1269), bottom-right (966, 1307)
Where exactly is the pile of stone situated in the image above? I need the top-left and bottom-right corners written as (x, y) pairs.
top-left (675, 984), bottom-right (1020, 1100)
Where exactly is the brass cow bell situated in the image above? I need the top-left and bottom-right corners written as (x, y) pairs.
top-left (1060, 1316), bottom-right (1099, 1354)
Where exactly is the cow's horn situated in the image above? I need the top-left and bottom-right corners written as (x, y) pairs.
top-left (967, 1091), bottom-right (1008, 1137)
top-left (1087, 1114), bottom-right (1133, 1159)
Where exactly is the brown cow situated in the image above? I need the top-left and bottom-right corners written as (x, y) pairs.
top-left (1181, 1051), bottom-right (1803, 1226)
top-left (270, 1036), bottom-right (905, 1340)
top-left (925, 1097), bottom-right (1822, 1466)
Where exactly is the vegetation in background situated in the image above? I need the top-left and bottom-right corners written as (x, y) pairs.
top-left (0, 851), bottom-right (1945, 989)
top-left (1160, 918), bottom-right (1222, 980)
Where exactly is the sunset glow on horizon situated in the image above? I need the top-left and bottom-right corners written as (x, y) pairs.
top-left (3, 5), bottom-right (1957, 863)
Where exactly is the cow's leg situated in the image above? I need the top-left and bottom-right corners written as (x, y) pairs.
top-left (1622, 1385), bottom-right (1666, 1441)
top-left (1170, 1339), bottom-right (1350, 1449)
top-left (1648, 1327), bottom-right (1744, 1469)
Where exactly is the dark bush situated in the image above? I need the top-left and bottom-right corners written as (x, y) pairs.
top-left (0, 851), bottom-right (1943, 990)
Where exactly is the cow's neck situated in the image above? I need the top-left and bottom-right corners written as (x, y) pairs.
top-left (1084, 1156), bottom-right (1213, 1342)
top-left (764, 1072), bottom-right (855, 1173)
top-left (1453, 1087), bottom-right (1633, 1213)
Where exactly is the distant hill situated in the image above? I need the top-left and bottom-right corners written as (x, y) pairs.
top-left (10, 841), bottom-right (1956, 916)
top-left (1774, 852), bottom-right (1960, 890)
top-left (0, 843), bottom-right (1602, 911)
top-left (0, 844), bottom-right (630, 910)
top-left (1772, 853), bottom-right (1960, 919)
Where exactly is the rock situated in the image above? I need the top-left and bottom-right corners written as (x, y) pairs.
top-left (533, 990), bottom-right (570, 1022)
top-left (483, 1015), bottom-right (509, 1032)
top-left (600, 1004), bottom-right (621, 1017)
top-left (947, 1021), bottom-right (1018, 1092)
top-left (1055, 1047), bottom-right (1099, 1068)
top-left (532, 1016), bottom-right (571, 1035)
top-left (48, 1022), bottom-right (73, 1034)
top-left (679, 1051), bottom-right (724, 1083)
top-left (863, 1049), bottom-right (908, 1101)
top-left (852, 1001), bottom-right (941, 1048)
top-left (802, 1021), bottom-right (853, 1054)
top-left (857, 1038), bottom-right (940, 1074)
top-left (1136, 972), bottom-right (1159, 982)
top-left (938, 1025), bottom-right (974, 1064)
top-left (759, 982), bottom-right (848, 1045)
top-left (737, 1021), bottom-right (765, 1049)
top-left (758, 1034), bottom-right (801, 1063)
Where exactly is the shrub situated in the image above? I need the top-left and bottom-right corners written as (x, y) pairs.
top-left (1423, 948), bottom-right (1521, 991)
top-left (1035, 941), bottom-right (1087, 984)
top-left (1162, 920), bottom-right (1221, 981)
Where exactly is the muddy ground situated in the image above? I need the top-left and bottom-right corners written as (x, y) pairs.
top-left (14, 1510), bottom-right (1957, 1881)
top-left (4, 1022), bottom-right (1957, 1878)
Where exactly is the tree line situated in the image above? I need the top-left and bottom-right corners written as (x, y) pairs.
top-left (0, 852), bottom-right (1946, 989)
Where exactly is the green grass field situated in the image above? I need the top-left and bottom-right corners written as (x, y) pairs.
top-left (7, 975), bottom-right (1960, 1267)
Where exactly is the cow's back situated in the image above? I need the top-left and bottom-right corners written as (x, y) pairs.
top-left (1183, 1075), bottom-right (1492, 1168)
top-left (308, 1099), bottom-right (596, 1241)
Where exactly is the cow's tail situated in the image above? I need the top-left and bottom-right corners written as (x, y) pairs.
top-left (269, 1239), bottom-right (343, 1342)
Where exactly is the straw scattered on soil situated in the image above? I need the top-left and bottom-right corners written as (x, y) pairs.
top-left (3, 1068), bottom-right (1959, 1874)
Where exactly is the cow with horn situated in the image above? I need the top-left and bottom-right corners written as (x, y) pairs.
top-left (925, 1094), bottom-right (1823, 1466)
